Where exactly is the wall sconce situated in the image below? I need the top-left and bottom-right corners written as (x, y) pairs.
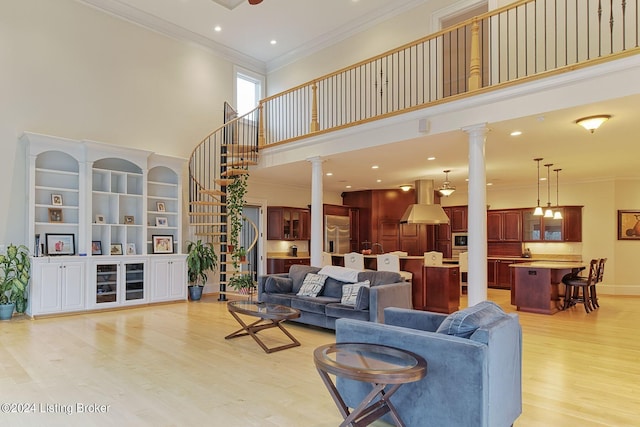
top-left (438, 170), bottom-right (455, 197)
top-left (399, 185), bottom-right (413, 192)
top-left (533, 158), bottom-right (544, 216)
top-left (575, 115), bottom-right (611, 133)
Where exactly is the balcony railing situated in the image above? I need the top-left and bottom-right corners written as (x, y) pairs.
top-left (258, 0), bottom-right (639, 148)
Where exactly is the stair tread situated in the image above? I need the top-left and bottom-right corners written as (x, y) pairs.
top-left (201, 189), bottom-right (225, 196)
top-left (220, 169), bottom-right (250, 177)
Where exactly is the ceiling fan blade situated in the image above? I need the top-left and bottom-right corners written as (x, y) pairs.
top-left (248, 0), bottom-right (263, 4)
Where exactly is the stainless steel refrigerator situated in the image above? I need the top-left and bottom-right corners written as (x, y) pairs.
top-left (324, 214), bottom-right (350, 254)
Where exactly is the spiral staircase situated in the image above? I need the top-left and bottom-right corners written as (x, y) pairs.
top-left (188, 103), bottom-right (260, 299)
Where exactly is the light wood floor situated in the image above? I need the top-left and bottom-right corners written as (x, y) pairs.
top-left (1, 290), bottom-right (639, 427)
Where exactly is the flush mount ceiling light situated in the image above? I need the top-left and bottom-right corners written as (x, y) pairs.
top-left (553, 168), bottom-right (563, 220)
top-left (438, 170), bottom-right (456, 197)
top-left (544, 163), bottom-right (554, 218)
top-left (575, 115), bottom-right (611, 133)
top-left (533, 158), bottom-right (544, 216)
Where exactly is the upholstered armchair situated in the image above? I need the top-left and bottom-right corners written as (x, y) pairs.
top-left (334, 302), bottom-right (522, 427)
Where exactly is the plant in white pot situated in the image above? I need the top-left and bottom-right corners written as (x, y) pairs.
top-left (0, 244), bottom-right (31, 320)
top-left (186, 240), bottom-right (217, 301)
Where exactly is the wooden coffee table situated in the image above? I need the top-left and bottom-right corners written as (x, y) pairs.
top-left (225, 301), bottom-right (301, 353)
top-left (314, 342), bottom-right (427, 427)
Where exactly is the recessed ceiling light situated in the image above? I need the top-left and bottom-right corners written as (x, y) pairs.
top-left (345, 185), bottom-right (352, 189)
top-left (376, 179), bottom-right (382, 183)
top-left (427, 157), bottom-right (436, 161)
top-left (487, 182), bottom-right (493, 186)
top-left (326, 172), bottom-right (333, 176)
top-left (371, 165), bottom-right (379, 169)
top-left (214, 26), bottom-right (221, 32)
top-left (270, 40), bottom-right (277, 45)
top-left (510, 131), bottom-right (522, 136)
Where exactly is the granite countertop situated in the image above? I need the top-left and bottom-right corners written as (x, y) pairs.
top-left (510, 261), bottom-right (586, 269)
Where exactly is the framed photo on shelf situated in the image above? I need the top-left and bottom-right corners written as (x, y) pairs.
top-left (51, 194), bottom-right (63, 206)
top-left (110, 243), bottom-right (123, 255)
top-left (152, 235), bottom-right (174, 254)
top-left (156, 217), bottom-right (168, 227)
top-left (124, 215), bottom-right (135, 225)
top-left (45, 233), bottom-right (75, 256)
top-left (156, 201), bottom-right (166, 212)
top-left (617, 210), bottom-right (640, 240)
top-left (48, 208), bottom-right (63, 223)
top-left (95, 214), bottom-right (105, 224)
top-left (92, 241), bottom-right (102, 255)
top-left (126, 243), bottom-right (136, 255)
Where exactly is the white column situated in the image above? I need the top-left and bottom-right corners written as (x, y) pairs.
top-left (308, 156), bottom-right (324, 267)
top-left (463, 123), bottom-right (488, 306)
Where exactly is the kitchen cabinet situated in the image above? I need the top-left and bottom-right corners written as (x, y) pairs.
top-left (150, 256), bottom-right (187, 302)
top-left (487, 210), bottom-right (522, 242)
top-left (422, 265), bottom-right (460, 314)
top-left (487, 258), bottom-right (530, 290)
top-left (522, 206), bottom-right (582, 242)
top-left (267, 257), bottom-right (310, 274)
top-left (449, 206), bottom-right (468, 232)
top-left (28, 257), bottom-right (85, 316)
top-left (267, 207), bottom-right (310, 240)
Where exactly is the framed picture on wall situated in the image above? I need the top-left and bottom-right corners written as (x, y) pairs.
top-left (618, 210), bottom-right (640, 240)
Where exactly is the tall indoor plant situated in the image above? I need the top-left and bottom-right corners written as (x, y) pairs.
top-left (186, 240), bottom-right (217, 301)
top-left (0, 243), bottom-right (31, 320)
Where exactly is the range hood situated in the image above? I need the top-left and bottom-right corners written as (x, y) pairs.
top-left (400, 180), bottom-right (450, 224)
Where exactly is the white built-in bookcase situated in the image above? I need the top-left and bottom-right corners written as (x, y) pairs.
top-left (22, 132), bottom-right (187, 316)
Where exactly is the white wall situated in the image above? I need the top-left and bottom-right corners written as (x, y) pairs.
top-left (0, 0), bottom-right (234, 245)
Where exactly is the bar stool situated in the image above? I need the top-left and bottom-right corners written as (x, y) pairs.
top-left (590, 258), bottom-right (607, 309)
top-left (561, 259), bottom-right (599, 313)
top-left (376, 253), bottom-right (413, 282)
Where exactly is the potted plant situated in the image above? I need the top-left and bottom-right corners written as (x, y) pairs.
top-left (228, 273), bottom-right (255, 295)
top-left (226, 174), bottom-right (248, 253)
top-left (0, 244), bottom-right (31, 320)
top-left (186, 240), bottom-right (218, 301)
top-left (234, 246), bottom-right (247, 262)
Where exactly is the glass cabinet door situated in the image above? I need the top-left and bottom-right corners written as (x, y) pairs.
top-left (125, 263), bottom-right (144, 301)
top-left (543, 214), bottom-right (562, 241)
top-left (291, 210), bottom-right (300, 239)
top-left (522, 211), bottom-right (541, 241)
top-left (283, 209), bottom-right (291, 239)
top-left (96, 264), bottom-right (118, 304)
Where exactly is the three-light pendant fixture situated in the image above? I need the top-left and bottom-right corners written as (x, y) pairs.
top-left (533, 158), bottom-right (563, 219)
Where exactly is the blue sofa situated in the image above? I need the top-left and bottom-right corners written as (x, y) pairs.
top-left (257, 265), bottom-right (412, 330)
top-left (335, 302), bottom-right (522, 427)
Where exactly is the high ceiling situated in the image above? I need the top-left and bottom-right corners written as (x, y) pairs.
top-left (81, 0), bottom-right (639, 196)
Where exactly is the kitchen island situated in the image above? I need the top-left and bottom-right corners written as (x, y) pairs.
top-left (331, 254), bottom-right (459, 313)
top-left (510, 261), bottom-right (585, 314)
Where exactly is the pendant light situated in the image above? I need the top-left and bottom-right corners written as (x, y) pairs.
top-left (438, 170), bottom-right (456, 197)
top-left (553, 168), bottom-right (563, 219)
top-left (543, 163), bottom-right (554, 218)
top-left (533, 158), bottom-right (544, 216)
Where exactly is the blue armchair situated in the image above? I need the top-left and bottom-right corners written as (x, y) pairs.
top-left (334, 302), bottom-right (522, 427)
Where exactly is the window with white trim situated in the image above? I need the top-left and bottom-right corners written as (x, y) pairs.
top-left (234, 68), bottom-right (264, 116)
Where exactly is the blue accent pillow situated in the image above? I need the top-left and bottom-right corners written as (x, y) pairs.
top-left (436, 301), bottom-right (508, 338)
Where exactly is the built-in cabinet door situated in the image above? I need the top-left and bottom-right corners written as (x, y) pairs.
top-left (61, 261), bottom-right (85, 311)
top-left (91, 259), bottom-right (146, 308)
top-left (31, 261), bottom-right (63, 314)
top-left (29, 258), bottom-right (85, 316)
top-left (150, 257), bottom-right (186, 302)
